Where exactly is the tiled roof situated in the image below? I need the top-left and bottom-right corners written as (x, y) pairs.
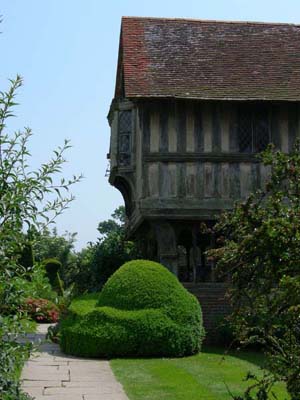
top-left (115, 17), bottom-right (300, 101)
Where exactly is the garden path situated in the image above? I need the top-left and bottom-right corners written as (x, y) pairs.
top-left (21, 324), bottom-right (129, 400)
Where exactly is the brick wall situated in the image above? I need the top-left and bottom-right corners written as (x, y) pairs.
top-left (183, 282), bottom-right (231, 343)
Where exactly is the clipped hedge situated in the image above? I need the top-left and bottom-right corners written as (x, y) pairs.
top-left (42, 258), bottom-right (62, 292)
top-left (60, 260), bottom-right (205, 358)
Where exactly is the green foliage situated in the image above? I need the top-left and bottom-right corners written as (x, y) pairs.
top-left (92, 206), bottom-right (140, 288)
top-left (42, 258), bottom-right (62, 291)
top-left (0, 339), bottom-right (32, 400)
top-left (60, 260), bottom-right (204, 357)
top-left (19, 242), bottom-right (34, 271)
top-left (97, 205), bottom-right (126, 237)
top-left (0, 76), bottom-right (81, 399)
top-left (55, 273), bottom-right (77, 315)
top-left (209, 143), bottom-right (300, 399)
top-left (69, 244), bottom-right (97, 291)
top-left (31, 206), bottom-right (137, 295)
top-left (214, 316), bottom-right (236, 347)
top-left (13, 263), bottom-right (57, 302)
top-left (92, 230), bottom-right (139, 288)
top-left (34, 227), bottom-right (78, 286)
top-left (72, 206), bottom-right (139, 293)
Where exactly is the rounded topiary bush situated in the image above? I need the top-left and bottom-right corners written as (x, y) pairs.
top-left (42, 258), bottom-right (62, 292)
top-left (60, 260), bottom-right (205, 358)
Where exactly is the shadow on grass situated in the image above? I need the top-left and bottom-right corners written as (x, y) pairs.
top-left (202, 345), bottom-right (266, 369)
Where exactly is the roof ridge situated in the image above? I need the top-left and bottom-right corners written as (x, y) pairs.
top-left (121, 15), bottom-right (300, 27)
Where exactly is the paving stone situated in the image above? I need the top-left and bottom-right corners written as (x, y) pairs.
top-left (21, 380), bottom-right (61, 387)
top-left (60, 364), bottom-right (103, 371)
top-left (21, 324), bottom-right (129, 400)
top-left (33, 395), bottom-right (83, 400)
top-left (44, 387), bottom-right (108, 395)
top-left (27, 360), bottom-right (68, 366)
top-left (53, 354), bottom-right (98, 362)
top-left (62, 381), bottom-right (108, 388)
top-left (23, 365), bottom-right (59, 372)
top-left (22, 371), bottom-right (69, 381)
top-left (84, 395), bottom-right (128, 400)
top-left (21, 387), bottom-right (43, 397)
top-left (31, 352), bottom-right (56, 359)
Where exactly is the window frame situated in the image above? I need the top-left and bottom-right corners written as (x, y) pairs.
top-left (118, 109), bottom-right (132, 167)
top-left (237, 104), bottom-right (271, 154)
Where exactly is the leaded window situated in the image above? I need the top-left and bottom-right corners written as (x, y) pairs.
top-left (238, 105), bottom-right (270, 153)
top-left (118, 110), bottom-right (132, 166)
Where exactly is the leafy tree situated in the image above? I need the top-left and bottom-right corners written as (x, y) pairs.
top-left (210, 143), bottom-right (300, 399)
top-left (34, 227), bottom-right (77, 285)
top-left (74, 206), bottom-right (139, 292)
top-left (34, 227), bottom-right (77, 265)
top-left (0, 76), bottom-right (81, 399)
top-left (97, 205), bottom-right (126, 237)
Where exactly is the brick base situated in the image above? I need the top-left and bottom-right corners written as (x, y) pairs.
top-left (183, 282), bottom-right (231, 344)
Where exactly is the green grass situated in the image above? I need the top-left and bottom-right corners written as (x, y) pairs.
top-left (111, 347), bottom-right (290, 400)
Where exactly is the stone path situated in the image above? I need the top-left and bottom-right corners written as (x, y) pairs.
top-left (21, 324), bottom-right (129, 400)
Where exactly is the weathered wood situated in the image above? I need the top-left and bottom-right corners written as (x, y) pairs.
top-left (177, 101), bottom-right (187, 153)
top-left (212, 104), bottom-right (221, 152)
top-left (168, 102), bottom-right (177, 152)
top-left (203, 103), bottom-right (212, 152)
top-left (110, 99), bottom-right (297, 248)
top-left (240, 163), bottom-right (252, 198)
top-left (186, 103), bottom-right (195, 152)
top-left (194, 103), bottom-right (204, 152)
top-left (142, 106), bottom-right (150, 153)
top-left (144, 153), bottom-right (259, 163)
top-left (142, 164), bottom-right (149, 198)
top-left (159, 163), bottom-right (177, 198)
top-left (213, 163), bottom-right (221, 198)
top-left (177, 163), bottom-right (186, 198)
top-left (221, 104), bottom-right (230, 152)
top-left (204, 162), bottom-right (214, 198)
top-left (221, 163), bottom-right (229, 198)
top-left (196, 162), bottom-right (205, 199)
top-left (271, 104), bottom-right (280, 149)
top-left (251, 163), bottom-right (260, 192)
top-left (279, 106), bottom-right (289, 153)
top-left (159, 105), bottom-right (169, 152)
top-left (186, 163), bottom-right (197, 197)
top-left (229, 163), bottom-right (241, 199)
top-left (288, 103), bottom-right (299, 151)
top-left (229, 105), bottom-right (238, 152)
top-left (131, 109), bottom-right (136, 165)
top-left (150, 107), bottom-right (160, 152)
top-left (148, 163), bottom-right (159, 197)
top-left (135, 109), bottom-right (143, 198)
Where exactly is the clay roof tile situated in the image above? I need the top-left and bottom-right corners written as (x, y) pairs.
top-left (116, 17), bottom-right (300, 101)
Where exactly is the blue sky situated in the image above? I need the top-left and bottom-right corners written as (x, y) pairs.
top-left (1, 0), bottom-right (299, 249)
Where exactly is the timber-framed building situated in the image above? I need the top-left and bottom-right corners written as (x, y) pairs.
top-left (108, 17), bottom-right (300, 286)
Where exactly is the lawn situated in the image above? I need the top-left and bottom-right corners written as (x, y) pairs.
top-left (111, 347), bottom-right (290, 400)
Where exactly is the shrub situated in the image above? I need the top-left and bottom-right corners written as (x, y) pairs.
top-left (13, 263), bottom-right (57, 303)
top-left (214, 316), bottom-right (236, 347)
top-left (43, 258), bottom-right (62, 291)
top-left (24, 298), bottom-right (59, 323)
top-left (19, 242), bottom-right (34, 272)
top-left (60, 260), bottom-right (204, 357)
